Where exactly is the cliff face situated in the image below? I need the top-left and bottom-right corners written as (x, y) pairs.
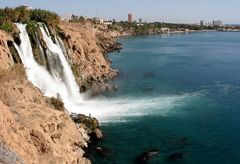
top-left (0, 30), bottom-right (14, 70)
top-left (59, 22), bottom-right (121, 93)
top-left (0, 65), bottom-right (90, 163)
top-left (0, 21), bottom-right (121, 163)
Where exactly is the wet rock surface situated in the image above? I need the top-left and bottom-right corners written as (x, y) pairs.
top-left (136, 149), bottom-right (159, 163)
top-left (70, 113), bottom-right (103, 140)
top-left (95, 146), bottom-right (113, 158)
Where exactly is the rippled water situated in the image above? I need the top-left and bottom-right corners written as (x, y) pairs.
top-left (89, 32), bottom-right (240, 164)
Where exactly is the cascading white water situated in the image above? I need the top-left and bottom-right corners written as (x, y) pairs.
top-left (13, 23), bottom-right (199, 123)
top-left (39, 25), bottom-right (82, 101)
top-left (14, 23), bottom-right (82, 111)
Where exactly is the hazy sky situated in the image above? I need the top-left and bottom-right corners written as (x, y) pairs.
top-left (0, 0), bottom-right (239, 24)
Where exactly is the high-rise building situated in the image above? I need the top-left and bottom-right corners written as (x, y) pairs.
top-left (213, 20), bottom-right (223, 26)
top-left (139, 18), bottom-right (142, 23)
top-left (200, 20), bottom-right (204, 26)
top-left (128, 13), bottom-right (133, 22)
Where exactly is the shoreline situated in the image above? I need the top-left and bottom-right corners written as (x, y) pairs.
top-left (117, 29), bottom-right (218, 38)
top-left (0, 19), bottom-right (235, 163)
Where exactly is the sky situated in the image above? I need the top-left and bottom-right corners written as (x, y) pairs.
top-left (0, 0), bottom-right (240, 24)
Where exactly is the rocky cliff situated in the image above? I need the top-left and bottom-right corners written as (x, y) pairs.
top-left (58, 22), bottom-right (121, 94)
top-left (0, 65), bottom-right (91, 163)
top-left (0, 30), bottom-right (14, 69)
top-left (0, 21), bottom-right (121, 163)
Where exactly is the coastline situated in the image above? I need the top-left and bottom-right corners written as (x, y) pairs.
top-left (0, 19), bottom-right (234, 163)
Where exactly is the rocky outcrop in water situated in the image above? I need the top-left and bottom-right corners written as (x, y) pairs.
top-left (70, 113), bottom-right (103, 140)
top-left (136, 149), bottom-right (159, 163)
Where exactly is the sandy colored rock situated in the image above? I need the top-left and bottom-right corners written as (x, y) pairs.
top-left (59, 22), bottom-right (119, 91)
top-left (94, 128), bottom-right (103, 139)
top-left (0, 30), bottom-right (14, 70)
top-left (0, 65), bottom-right (91, 163)
top-left (0, 20), bottom-right (122, 164)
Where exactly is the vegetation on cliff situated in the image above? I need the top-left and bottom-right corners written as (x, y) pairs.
top-left (0, 7), bottom-right (59, 67)
top-left (0, 6), bottom-right (60, 33)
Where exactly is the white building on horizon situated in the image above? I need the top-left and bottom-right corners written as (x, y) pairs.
top-left (62, 13), bottom-right (72, 21)
top-left (21, 5), bottom-right (32, 10)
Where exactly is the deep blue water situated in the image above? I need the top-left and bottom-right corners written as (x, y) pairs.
top-left (89, 32), bottom-right (240, 164)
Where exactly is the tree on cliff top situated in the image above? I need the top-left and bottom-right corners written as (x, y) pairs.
top-left (0, 6), bottom-right (60, 29)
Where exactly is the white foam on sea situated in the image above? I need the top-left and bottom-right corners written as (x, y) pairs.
top-left (13, 23), bottom-right (202, 124)
top-left (68, 92), bottom-right (200, 123)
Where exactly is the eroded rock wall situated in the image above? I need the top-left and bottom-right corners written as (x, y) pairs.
top-left (0, 65), bottom-right (90, 164)
top-left (0, 30), bottom-right (14, 70)
top-left (59, 22), bottom-right (121, 93)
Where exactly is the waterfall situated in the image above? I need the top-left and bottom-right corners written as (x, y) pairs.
top-left (13, 23), bottom-right (195, 123)
top-left (39, 25), bottom-right (82, 100)
top-left (14, 23), bottom-right (83, 112)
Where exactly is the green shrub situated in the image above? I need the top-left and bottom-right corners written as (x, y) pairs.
top-left (15, 6), bottom-right (30, 22)
top-left (0, 22), bottom-right (13, 32)
top-left (0, 6), bottom-right (60, 28)
top-left (30, 9), bottom-right (60, 27)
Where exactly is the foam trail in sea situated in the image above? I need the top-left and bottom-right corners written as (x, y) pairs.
top-left (70, 93), bottom-right (199, 123)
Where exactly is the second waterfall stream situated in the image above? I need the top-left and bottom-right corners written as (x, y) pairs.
top-left (14, 23), bottom-right (83, 110)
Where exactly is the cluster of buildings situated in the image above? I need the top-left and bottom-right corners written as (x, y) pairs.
top-left (62, 12), bottom-right (143, 26)
top-left (62, 13), bottom-right (114, 25)
top-left (213, 20), bottom-right (223, 26)
top-left (199, 20), bottom-right (223, 27)
top-left (62, 13), bottom-right (87, 21)
top-left (128, 13), bottom-right (145, 26)
top-left (62, 12), bottom-right (226, 29)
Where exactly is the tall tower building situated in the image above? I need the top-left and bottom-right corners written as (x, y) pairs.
top-left (128, 13), bottom-right (133, 23)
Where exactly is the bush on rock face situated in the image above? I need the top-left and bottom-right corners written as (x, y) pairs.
top-left (0, 22), bottom-right (13, 33)
top-left (46, 97), bottom-right (65, 112)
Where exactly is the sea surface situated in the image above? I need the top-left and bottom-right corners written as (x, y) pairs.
top-left (88, 32), bottom-right (240, 164)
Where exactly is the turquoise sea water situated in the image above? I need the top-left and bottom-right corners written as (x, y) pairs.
top-left (89, 32), bottom-right (240, 163)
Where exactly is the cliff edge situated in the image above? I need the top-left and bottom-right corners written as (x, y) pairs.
top-left (59, 22), bottom-right (121, 94)
top-left (0, 18), bottom-right (121, 163)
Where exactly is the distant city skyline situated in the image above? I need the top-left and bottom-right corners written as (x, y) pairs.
top-left (0, 0), bottom-right (240, 24)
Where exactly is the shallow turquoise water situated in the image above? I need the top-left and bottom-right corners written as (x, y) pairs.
top-left (89, 32), bottom-right (240, 163)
